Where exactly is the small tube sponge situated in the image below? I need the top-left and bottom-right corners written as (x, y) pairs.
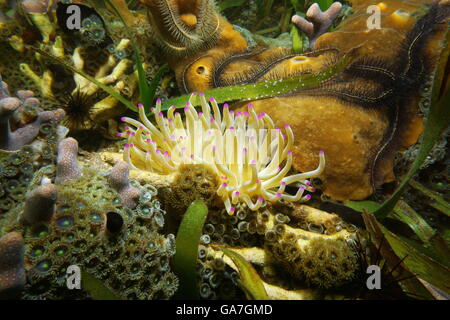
top-left (0, 232), bottom-right (26, 299)
top-left (21, 183), bottom-right (57, 225)
top-left (56, 138), bottom-right (81, 184)
top-left (108, 161), bottom-right (141, 209)
top-left (291, 2), bottom-right (342, 48)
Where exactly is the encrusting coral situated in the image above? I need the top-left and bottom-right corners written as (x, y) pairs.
top-left (120, 94), bottom-right (325, 214)
top-left (0, 137), bottom-right (179, 299)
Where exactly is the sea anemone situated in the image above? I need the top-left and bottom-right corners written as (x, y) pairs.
top-left (119, 93), bottom-right (325, 214)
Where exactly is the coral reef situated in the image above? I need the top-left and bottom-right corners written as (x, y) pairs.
top-left (0, 0), bottom-right (161, 132)
top-left (149, 0), bottom-right (449, 200)
top-left (120, 94), bottom-right (325, 214)
top-left (0, 75), bottom-right (66, 217)
top-left (0, 137), bottom-right (179, 299)
top-left (195, 203), bottom-right (359, 298)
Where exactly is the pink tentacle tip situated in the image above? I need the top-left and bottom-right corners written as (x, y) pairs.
top-left (170, 105), bottom-right (176, 109)
top-left (210, 118), bottom-right (215, 123)
top-left (299, 186), bottom-right (305, 191)
top-left (175, 112), bottom-right (180, 116)
top-left (243, 112), bottom-right (250, 117)
top-left (251, 160), bottom-right (256, 165)
top-left (156, 98), bottom-right (161, 103)
top-left (230, 207), bottom-right (236, 212)
top-left (255, 179), bottom-right (261, 184)
top-left (184, 106), bottom-right (189, 112)
top-left (155, 149), bottom-right (160, 153)
top-left (190, 154), bottom-right (194, 159)
top-left (222, 182), bottom-right (228, 187)
top-left (124, 144), bottom-right (129, 148)
top-left (193, 92), bottom-right (197, 95)
top-left (229, 110), bottom-right (235, 115)
top-left (158, 112), bottom-right (163, 117)
top-left (234, 191), bottom-right (240, 196)
top-left (223, 104), bottom-right (229, 108)
top-left (186, 101), bottom-right (191, 106)
top-left (120, 117), bottom-right (127, 122)
top-left (288, 151), bottom-right (293, 156)
top-left (284, 124), bottom-right (290, 129)
top-left (168, 118), bottom-right (174, 122)
top-left (281, 181), bottom-right (287, 186)
top-left (137, 103), bottom-right (143, 108)
top-left (229, 126), bottom-right (235, 130)
top-left (305, 194), bottom-right (312, 200)
top-left (242, 148), bottom-right (247, 152)
top-left (276, 193), bottom-right (282, 198)
top-left (319, 150), bottom-right (325, 155)
top-left (248, 103), bottom-right (253, 109)
top-left (212, 145), bottom-right (216, 151)
top-left (131, 132), bottom-right (136, 136)
top-left (305, 180), bottom-right (311, 186)
top-left (209, 97), bottom-right (215, 102)
top-left (198, 112), bottom-right (203, 116)
top-left (258, 196), bottom-right (264, 202)
top-left (130, 144), bottom-right (134, 148)
top-left (116, 132), bottom-right (123, 137)
top-left (277, 167), bottom-right (281, 171)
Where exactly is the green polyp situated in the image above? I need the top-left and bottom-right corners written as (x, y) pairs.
top-left (54, 246), bottom-right (67, 256)
top-left (9, 153), bottom-right (25, 165)
top-left (140, 206), bottom-right (152, 216)
top-left (6, 179), bottom-right (20, 191)
top-left (0, 198), bottom-right (14, 210)
top-left (19, 174), bottom-right (33, 185)
top-left (4, 165), bottom-right (19, 177)
top-left (90, 213), bottom-right (102, 224)
top-left (31, 246), bottom-right (45, 257)
top-left (10, 187), bottom-right (26, 200)
top-left (32, 225), bottom-right (50, 238)
top-left (35, 260), bottom-right (52, 273)
top-left (56, 216), bottom-right (74, 228)
top-left (42, 145), bottom-right (53, 159)
top-left (21, 145), bottom-right (35, 158)
top-left (66, 233), bottom-right (75, 241)
top-left (39, 124), bottom-right (52, 135)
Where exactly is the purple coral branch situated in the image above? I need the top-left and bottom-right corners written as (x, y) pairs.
top-left (0, 78), bottom-right (65, 151)
top-left (0, 232), bottom-right (25, 299)
top-left (292, 2), bottom-right (342, 48)
top-left (108, 161), bottom-right (141, 209)
top-left (21, 183), bottom-right (57, 225)
top-left (56, 138), bottom-right (81, 184)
